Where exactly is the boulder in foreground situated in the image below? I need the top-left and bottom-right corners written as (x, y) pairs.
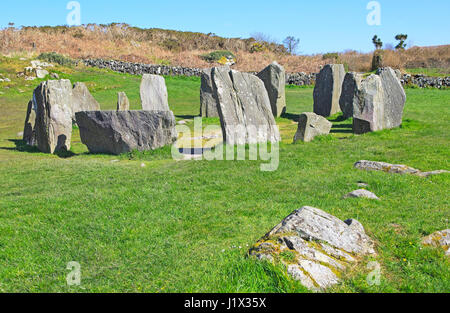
top-left (250, 206), bottom-right (375, 291)
top-left (76, 110), bottom-right (177, 155)
top-left (422, 230), bottom-right (450, 257)
top-left (293, 112), bottom-right (332, 143)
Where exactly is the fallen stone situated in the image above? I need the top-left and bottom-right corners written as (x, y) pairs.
top-left (212, 67), bottom-right (280, 145)
top-left (293, 112), bottom-right (332, 143)
top-left (72, 82), bottom-right (100, 122)
top-left (23, 100), bottom-right (36, 146)
top-left (313, 64), bottom-right (345, 117)
top-left (200, 68), bottom-right (220, 117)
top-left (140, 74), bottom-right (170, 111)
top-left (34, 79), bottom-right (73, 153)
top-left (354, 160), bottom-right (449, 177)
top-left (339, 72), bottom-right (363, 119)
top-left (50, 73), bottom-right (60, 79)
top-left (117, 92), bottom-right (130, 111)
top-left (76, 110), bottom-right (177, 155)
top-left (344, 189), bottom-right (380, 200)
top-left (257, 61), bottom-right (286, 117)
top-left (250, 206), bottom-right (375, 291)
top-left (422, 230), bottom-right (450, 256)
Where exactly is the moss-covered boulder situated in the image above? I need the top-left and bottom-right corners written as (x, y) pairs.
top-left (249, 206), bottom-right (375, 291)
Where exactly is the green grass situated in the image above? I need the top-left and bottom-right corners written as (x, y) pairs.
top-left (405, 68), bottom-right (449, 77)
top-left (0, 55), bottom-right (449, 293)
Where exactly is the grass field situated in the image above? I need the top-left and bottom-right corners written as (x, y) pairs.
top-left (0, 57), bottom-right (449, 293)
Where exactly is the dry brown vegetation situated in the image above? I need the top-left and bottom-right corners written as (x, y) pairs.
top-left (0, 24), bottom-right (449, 73)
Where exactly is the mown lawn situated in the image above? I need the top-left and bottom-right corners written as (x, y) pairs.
top-left (0, 57), bottom-right (449, 293)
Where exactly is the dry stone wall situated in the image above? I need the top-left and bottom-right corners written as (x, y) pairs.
top-left (83, 59), bottom-right (450, 88)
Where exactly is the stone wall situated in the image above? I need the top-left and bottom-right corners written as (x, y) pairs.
top-left (82, 59), bottom-right (449, 88)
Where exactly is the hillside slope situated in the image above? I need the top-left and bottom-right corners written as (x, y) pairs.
top-left (0, 23), bottom-right (449, 74)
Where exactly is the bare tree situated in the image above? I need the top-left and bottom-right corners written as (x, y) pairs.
top-left (283, 36), bottom-right (300, 55)
top-left (250, 32), bottom-right (276, 44)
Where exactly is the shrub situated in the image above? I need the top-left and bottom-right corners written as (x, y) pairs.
top-left (323, 53), bottom-right (339, 60)
top-left (200, 50), bottom-right (236, 63)
top-left (160, 39), bottom-right (181, 52)
top-left (250, 42), bottom-right (265, 53)
top-left (37, 52), bottom-right (76, 67)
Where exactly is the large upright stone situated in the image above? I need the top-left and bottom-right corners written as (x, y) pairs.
top-left (293, 112), bottom-right (332, 143)
top-left (117, 92), bottom-right (130, 111)
top-left (212, 67), bottom-right (280, 145)
top-left (76, 111), bottom-right (177, 155)
top-left (71, 82), bottom-right (100, 122)
top-left (23, 100), bottom-right (36, 146)
top-left (140, 74), bottom-right (170, 111)
top-left (353, 67), bottom-right (406, 134)
top-left (339, 72), bottom-right (363, 119)
top-left (313, 64), bottom-right (345, 117)
top-left (200, 68), bottom-right (219, 117)
top-left (352, 74), bottom-right (384, 134)
top-left (250, 206), bottom-right (375, 291)
top-left (375, 67), bottom-right (407, 129)
top-left (34, 79), bottom-right (73, 153)
top-left (257, 61), bottom-right (286, 117)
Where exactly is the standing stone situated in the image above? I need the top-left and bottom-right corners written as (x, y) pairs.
top-left (200, 68), bottom-right (219, 117)
top-left (249, 206), bottom-right (375, 291)
top-left (353, 67), bottom-right (406, 134)
top-left (257, 61), bottom-right (286, 117)
top-left (353, 74), bottom-right (384, 134)
top-left (76, 111), bottom-right (177, 155)
top-left (376, 67), bottom-right (406, 130)
top-left (117, 92), bottom-right (130, 111)
top-left (212, 67), bottom-right (280, 145)
top-left (313, 64), bottom-right (346, 117)
top-left (23, 100), bottom-right (36, 146)
top-left (339, 72), bottom-right (363, 119)
top-left (34, 79), bottom-right (73, 153)
top-left (140, 74), bottom-right (170, 111)
top-left (72, 82), bottom-right (100, 122)
top-left (293, 112), bottom-right (332, 143)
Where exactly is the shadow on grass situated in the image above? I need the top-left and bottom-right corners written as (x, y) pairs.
top-left (176, 114), bottom-right (199, 120)
top-left (280, 112), bottom-right (300, 122)
top-left (1, 140), bottom-right (77, 159)
top-left (330, 123), bottom-right (353, 134)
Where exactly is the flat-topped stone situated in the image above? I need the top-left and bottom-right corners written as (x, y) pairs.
top-left (76, 110), bottom-right (177, 155)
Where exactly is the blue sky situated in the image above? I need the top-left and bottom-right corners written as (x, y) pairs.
top-left (1, 0), bottom-right (449, 54)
